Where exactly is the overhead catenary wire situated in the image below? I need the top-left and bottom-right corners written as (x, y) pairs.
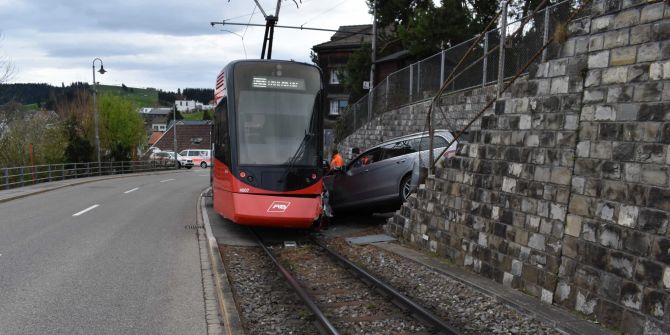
top-left (300, 0), bottom-right (349, 27)
top-left (210, 21), bottom-right (373, 35)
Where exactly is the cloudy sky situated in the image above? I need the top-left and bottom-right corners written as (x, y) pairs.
top-left (0, 0), bottom-right (371, 91)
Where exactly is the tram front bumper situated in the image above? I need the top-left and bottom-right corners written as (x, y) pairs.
top-left (230, 193), bottom-right (322, 228)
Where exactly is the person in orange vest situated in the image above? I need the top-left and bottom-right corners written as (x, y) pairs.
top-left (330, 149), bottom-right (345, 170)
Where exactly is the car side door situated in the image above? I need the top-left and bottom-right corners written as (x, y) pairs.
top-left (328, 147), bottom-right (383, 208)
top-left (374, 140), bottom-right (416, 198)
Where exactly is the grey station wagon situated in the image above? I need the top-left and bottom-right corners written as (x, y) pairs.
top-left (324, 130), bottom-right (458, 215)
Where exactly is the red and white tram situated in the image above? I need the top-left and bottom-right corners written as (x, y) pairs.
top-left (211, 60), bottom-right (324, 228)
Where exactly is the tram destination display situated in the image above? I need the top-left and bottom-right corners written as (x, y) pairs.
top-left (252, 76), bottom-right (306, 90)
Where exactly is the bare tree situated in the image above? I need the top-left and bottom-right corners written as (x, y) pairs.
top-left (0, 34), bottom-right (13, 84)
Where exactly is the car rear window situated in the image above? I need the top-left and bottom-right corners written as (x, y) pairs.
top-left (411, 136), bottom-right (449, 151)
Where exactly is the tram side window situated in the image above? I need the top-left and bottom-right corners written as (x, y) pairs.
top-left (215, 97), bottom-right (230, 165)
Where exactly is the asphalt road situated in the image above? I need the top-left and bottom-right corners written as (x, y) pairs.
top-left (0, 169), bottom-right (210, 334)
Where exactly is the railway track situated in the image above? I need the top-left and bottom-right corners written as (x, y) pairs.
top-left (252, 229), bottom-right (461, 335)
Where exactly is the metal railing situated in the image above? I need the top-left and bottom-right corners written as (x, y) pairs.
top-left (335, 0), bottom-right (584, 142)
top-left (1, 160), bottom-right (176, 191)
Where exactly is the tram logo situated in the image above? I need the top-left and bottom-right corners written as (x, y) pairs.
top-left (267, 201), bottom-right (291, 213)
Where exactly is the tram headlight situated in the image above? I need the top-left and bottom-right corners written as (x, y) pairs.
top-left (239, 171), bottom-right (246, 178)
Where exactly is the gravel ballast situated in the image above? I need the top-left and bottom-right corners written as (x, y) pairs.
top-left (324, 238), bottom-right (563, 335)
top-left (219, 245), bottom-right (318, 335)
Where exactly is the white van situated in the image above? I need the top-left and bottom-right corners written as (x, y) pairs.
top-left (179, 149), bottom-right (211, 168)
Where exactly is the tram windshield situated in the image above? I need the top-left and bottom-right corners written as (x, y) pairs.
top-left (234, 63), bottom-right (321, 166)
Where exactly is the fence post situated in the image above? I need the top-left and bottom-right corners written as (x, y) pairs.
top-left (353, 105), bottom-right (357, 131)
top-left (497, 1), bottom-right (508, 97)
top-left (440, 49), bottom-right (445, 87)
top-left (385, 79), bottom-right (389, 111)
top-left (542, 4), bottom-right (550, 63)
top-left (417, 61), bottom-right (421, 98)
top-left (3, 168), bottom-right (8, 190)
top-left (20, 167), bottom-right (24, 187)
top-left (61, 164), bottom-right (65, 180)
top-left (48, 164), bottom-right (52, 182)
top-left (409, 64), bottom-right (414, 102)
top-left (482, 32), bottom-right (489, 87)
top-left (368, 93), bottom-right (373, 121)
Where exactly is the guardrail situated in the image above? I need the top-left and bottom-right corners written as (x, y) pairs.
top-left (1, 160), bottom-right (176, 190)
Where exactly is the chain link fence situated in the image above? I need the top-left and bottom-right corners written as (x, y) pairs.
top-left (334, 0), bottom-right (585, 142)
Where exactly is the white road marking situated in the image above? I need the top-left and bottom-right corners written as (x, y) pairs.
top-left (159, 179), bottom-right (175, 183)
top-left (73, 204), bottom-right (100, 217)
top-left (198, 174), bottom-right (209, 177)
top-left (123, 187), bottom-right (139, 194)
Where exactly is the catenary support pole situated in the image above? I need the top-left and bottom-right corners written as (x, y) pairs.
top-left (368, 2), bottom-right (376, 120)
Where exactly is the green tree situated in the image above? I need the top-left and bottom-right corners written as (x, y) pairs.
top-left (341, 44), bottom-right (372, 104)
top-left (166, 107), bottom-right (183, 121)
top-left (63, 116), bottom-right (94, 163)
top-left (0, 109), bottom-right (67, 167)
top-left (98, 95), bottom-right (146, 161)
top-left (202, 110), bottom-right (212, 120)
top-left (367, 0), bottom-right (501, 58)
top-left (367, 0), bottom-right (433, 27)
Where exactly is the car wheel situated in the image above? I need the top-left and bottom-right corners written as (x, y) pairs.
top-left (400, 175), bottom-right (412, 201)
top-left (177, 162), bottom-right (182, 169)
top-left (200, 162), bottom-right (207, 168)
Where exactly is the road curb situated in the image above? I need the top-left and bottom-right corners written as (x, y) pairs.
top-left (0, 169), bottom-right (180, 204)
top-left (199, 189), bottom-right (244, 335)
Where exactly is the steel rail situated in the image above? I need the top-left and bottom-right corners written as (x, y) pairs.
top-left (311, 238), bottom-right (461, 335)
top-left (251, 229), bottom-right (341, 335)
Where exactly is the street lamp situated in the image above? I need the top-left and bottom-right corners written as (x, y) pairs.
top-left (92, 58), bottom-right (106, 175)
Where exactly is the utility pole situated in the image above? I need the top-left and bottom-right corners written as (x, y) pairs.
top-left (368, 2), bottom-right (377, 119)
top-left (91, 58), bottom-right (106, 176)
top-left (173, 105), bottom-right (178, 169)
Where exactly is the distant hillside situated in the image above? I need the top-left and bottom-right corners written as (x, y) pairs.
top-left (97, 85), bottom-right (159, 107)
top-left (0, 83), bottom-right (213, 109)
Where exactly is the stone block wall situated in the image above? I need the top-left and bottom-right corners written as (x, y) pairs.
top-left (558, 1), bottom-right (670, 333)
top-left (337, 85), bottom-right (496, 160)
top-left (374, 1), bottom-right (670, 333)
top-left (387, 25), bottom-right (588, 311)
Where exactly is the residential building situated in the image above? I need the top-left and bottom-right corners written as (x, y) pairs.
top-left (175, 100), bottom-right (197, 112)
top-left (138, 107), bottom-right (172, 135)
top-left (151, 120), bottom-right (212, 153)
top-left (151, 116), bottom-right (167, 132)
top-left (147, 131), bottom-right (163, 147)
top-left (312, 24), bottom-right (373, 125)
